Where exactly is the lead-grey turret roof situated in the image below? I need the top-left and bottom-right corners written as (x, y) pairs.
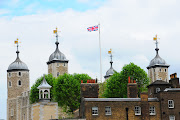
top-left (104, 54), bottom-right (116, 79)
top-left (147, 47), bottom-right (169, 69)
top-left (7, 49), bottom-right (29, 72)
top-left (47, 41), bottom-right (68, 64)
top-left (37, 76), bottom-right (52, 89)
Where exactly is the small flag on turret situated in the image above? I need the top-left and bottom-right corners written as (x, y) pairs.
top-left (14, 38), bottom-right (18, 44)
top-left (153, 34), bottom-right (157, 41)
top-left (108, 49), bottom-right (112, 54)
top-left (53, 27), bottom-right (58, 34)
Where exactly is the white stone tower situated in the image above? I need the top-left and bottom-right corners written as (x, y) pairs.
top-left (47, 28), bottom-right (69, 77)
top-left (7, 39), bottom-right (30, 120)
top-left (147, 36), bottom-right (170, 83)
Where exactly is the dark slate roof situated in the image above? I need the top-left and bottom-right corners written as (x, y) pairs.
top-left (148, 80), bottom-right (171, 87)
top-left (84, 98), bottom-right (158, 102)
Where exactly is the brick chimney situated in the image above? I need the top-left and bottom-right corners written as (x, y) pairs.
top-left (80, 79), bottom-right (99, 98)
top-left (127, 77), bottom-right (138, 98)
top-left (169, 73), bottom-right (180, 88)
top-left (140, 92), bottom-right (150, 120)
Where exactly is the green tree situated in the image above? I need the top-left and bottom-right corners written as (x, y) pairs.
top-left (30, 74), bottom-right (55, 104)
top-left (73, 73), bottom-right (92, 83)
top-left (54, 73), bottom-right (92, 112)
top-left (104, 62), bottom-right (149, 98)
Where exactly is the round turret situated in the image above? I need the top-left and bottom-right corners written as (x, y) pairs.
top-left (7, 50), bottom-right (29, 72)
top-left (47, 41), bottom-right (68, 64)
top-left (147, 48), bottom-right (169, 69)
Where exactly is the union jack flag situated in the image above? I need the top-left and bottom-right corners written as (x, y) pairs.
top-left (87, 25), bottom-right (98, 32)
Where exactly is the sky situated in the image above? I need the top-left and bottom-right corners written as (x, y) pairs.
top-left (1, 0), bottom-right (180, 119)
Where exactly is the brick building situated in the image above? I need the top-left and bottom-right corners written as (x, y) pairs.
top-left (79, 75), bottom-right (180, 120)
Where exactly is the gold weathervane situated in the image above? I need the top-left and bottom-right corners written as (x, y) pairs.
top-left (108, 48), bottom-right (112, 54)
top-left (14, 38), bottom-right (19, 44)
top-left (153, 34), bottom-right (160, 41)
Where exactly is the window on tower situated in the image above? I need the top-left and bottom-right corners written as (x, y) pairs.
top-left (9, 81), bottom-right (12, 87)
top-left (57, 72), bottom-right (60, 77)
top-left (18, 80), bottom-right (21, 86)
top-left (11, 109), bottom-right (14, 116)
top-left (165, 69), bottom-right (166, 72)
top-left (9, 73), bottom-right (11, 77)
top-left (160, 69), bottom-right (161, 72)
top-left (19, 72), bottom-right (21, 76)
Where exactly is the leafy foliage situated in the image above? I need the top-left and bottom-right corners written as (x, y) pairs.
top-left (104, 62), bottom-right (149, 98)
top-left (98, 82), bottom-right (107, 98)
top-left (54, 73), bottom-right (92, 112)
top-left (30, 73), bottom-right (92, 112)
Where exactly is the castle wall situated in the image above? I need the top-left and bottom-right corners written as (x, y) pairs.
top-left (48, 62), bottom-right (68, 77)
top-left (7, 71), bottom-right (30, 120)
top-left (148, 67), bottom-right (168, 83)
top-left (31, 102), bottom-right (58, 120)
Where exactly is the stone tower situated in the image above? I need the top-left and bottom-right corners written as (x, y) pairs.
top-left (104, 50), bottom-right (116, 80)
top-left (147, 37), bottom-right (170, 83)
top-left (47, 28), bottom-right (69, 77)
top-left (7, 42), bottom-right (29, 120)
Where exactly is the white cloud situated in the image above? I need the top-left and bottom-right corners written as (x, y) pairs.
top-left (1, 0), bottom-right (180, 119)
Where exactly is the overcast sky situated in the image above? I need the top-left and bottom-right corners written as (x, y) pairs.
top-left (1, 0), bottom-right (180, 119)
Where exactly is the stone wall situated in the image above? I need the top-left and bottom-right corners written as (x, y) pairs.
top-left (31, 102), bottom-right (58, 120)
top-left (48, 62), bottom-right (68, 77)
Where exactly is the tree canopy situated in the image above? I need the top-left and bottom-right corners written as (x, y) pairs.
top-left (30, 73), bottom-right (92, 112)
top-left (103, 62), bottom-right (149, 98)
top-left (54, 73), bottom-right (92, 112)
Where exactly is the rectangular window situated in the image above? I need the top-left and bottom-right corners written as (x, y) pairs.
top-left (169, 115), bottom-right (175, 120)
top-left (105, 106), bottom-right (111, 115)
top-left (134, 106), bottom-right (141, 115)
top-left (168, 100), bottom-right (174, 108)
top-left (92, 107), bottom-right (98, 115)
top-left (149, 106), bottom-right (156, 115)
top-left (11, 109), bottom-right (14, 116)
top-left (156, 88), bottom-right (160, 93)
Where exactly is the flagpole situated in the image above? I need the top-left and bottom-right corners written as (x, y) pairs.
top-left (99, 23), bottom-right (102, 83)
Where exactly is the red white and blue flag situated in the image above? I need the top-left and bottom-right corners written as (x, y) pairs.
top-left (87, 25), bottom-right (98, 32)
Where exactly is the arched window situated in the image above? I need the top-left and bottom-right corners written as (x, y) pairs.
top-left (44, 90), bottom-right (49, 99)
top-left (18, 80), bottom-right (21, 86)
top-left (19, 72), bottom-right (21, 76)
top-left (9, 81), bottom-right (12, 87)
top-left (160, 69), bottom-right (161, 72)
top-left (165, 69), bottom-right (166, 72)
top-left (9, 73), bottom-right (11, 77)
top-left (57, 72), bottom-right (59, 77)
